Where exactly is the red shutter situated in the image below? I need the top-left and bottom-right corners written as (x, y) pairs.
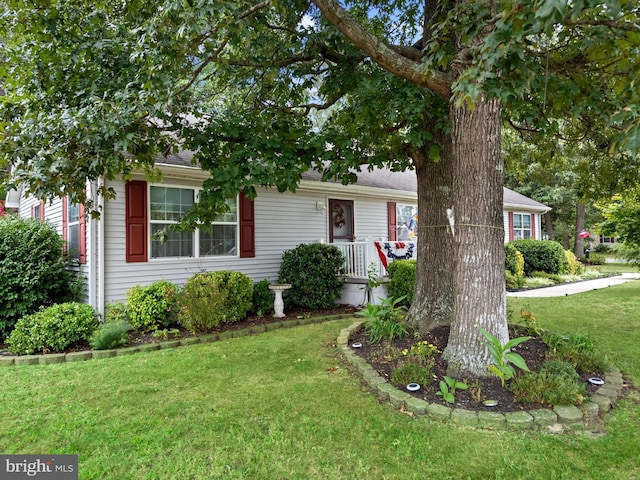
top-left (125, 181), bottom-right (148, 262)
top-left (62, 196), bottom-right (68, 246)
top-left (239, 191), bottom-right (255, 258)
top-left (39, 201), bottom-right (45, 220)
top-left (387, 202), bottom-right (397, 241)
top-left (508, 212), bottom-right (514, 241)
top-left (530, 213), bottom-right (536, 240)
top-left (78, 203), bottom-right (87, 264)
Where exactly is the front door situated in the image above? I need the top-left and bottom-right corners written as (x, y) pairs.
top-left (329, 199), bottom-right (355, 242)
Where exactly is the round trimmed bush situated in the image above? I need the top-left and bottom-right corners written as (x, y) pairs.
top-left (0, 216), bottom-right (72, 339)
top-left (561, 249), bottom-right (584, 275)
top-left (278, 243), bottom-right (345, 309)
top-left (7, 302), bottom-right (99, 355)
top-left (126, 280), bottom-right (179, 332)
top-left (252, 279), bottom-right (273, 317)
top-left (511, 239), bottom-right (565, 276)
top-left (208, 271), bottom-right (253, 322)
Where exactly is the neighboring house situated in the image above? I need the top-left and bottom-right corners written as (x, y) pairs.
top-left (6, 156), bottom-right (549, 312)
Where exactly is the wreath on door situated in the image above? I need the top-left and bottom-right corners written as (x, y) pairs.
top-left (333, 204), bottom-right (346, 228)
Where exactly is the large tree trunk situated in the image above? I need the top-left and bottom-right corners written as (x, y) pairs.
top-left (574, 202), bottom-right (586, 257)
top-left (406, 124), bottom-right (454, 333)
top-left (442, 97), bottom-right (508, 377)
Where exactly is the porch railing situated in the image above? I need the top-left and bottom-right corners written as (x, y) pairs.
top-left (332, 239), bottom-right (416, 278)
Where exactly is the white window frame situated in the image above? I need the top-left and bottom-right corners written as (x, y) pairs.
top-left (512, 213), bottom-right (532, 240)
top-left (67, 199), bottom-right (81, 260)
top-left (148, 184), bottom-right (239, 259)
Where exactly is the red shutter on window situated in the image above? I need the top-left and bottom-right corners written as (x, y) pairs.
top-left (78, 203), bottom-right (87, 264)
top-left (530, 213), bottom-right (536, 240)
top-left (387, 202), bottom-right (397, 241)
top-left (62, 196), bottom-right (68, 245)
top-left (508, 212), bottom-right (514, 241)
top-left (125, 181), bottom-right (148, 262)
top-left (239, 191), bottom-right (255, 258)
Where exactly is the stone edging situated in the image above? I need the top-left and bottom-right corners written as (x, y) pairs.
top-left (337, 321), bottom-right (624, 430)
top-left (0, 313), bottom-right (356, 367)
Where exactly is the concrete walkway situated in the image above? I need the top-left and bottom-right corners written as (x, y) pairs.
top-left (507, 273), bottom-right (640, 297)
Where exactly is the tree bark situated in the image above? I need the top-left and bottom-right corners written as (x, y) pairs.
top-left (544, 210), bottom-right (554, 240)
top-left (442, 97), bottom-right (508, 377)
top-left (406, 122), bottom-right (454, 333)
top-left (574, 202), bottom-right (586, 257)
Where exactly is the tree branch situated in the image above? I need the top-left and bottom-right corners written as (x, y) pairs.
top-left (311, 0), bottom-right (452, 98)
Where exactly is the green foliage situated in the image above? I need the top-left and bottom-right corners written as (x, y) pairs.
top-left (519, 309), bottom-right (543, 337)
top-left (593, 243), bottom-right (610, 254)
top-left (126, 280), bottom-right (179, 332)
top-left (207, 271), bottom-right (253, 323)
top-left (436, 376), bottom-right (468, 404)
top-left (278, 244), bottom-right (345, 309)
top-left (477, 326), bottom-right (531, 387)
top-left (177, 273), bottom-right (227, 333)
top-left (359, 296), bottom-right (410, 344)
top-left (390, 361), bottom-right (434, 387)
top-left (386, 260), bottom-right (416, 305)
top-left (510, 360), bottom-right (586, 406)
top-left (0, 216), bottom-right (72, 339)
top-left (505, 271), bottom-right (525, 290)
top-left (581, 253), bottom-right (606, 265)
top-left (252, 279), bottom-right (273, 317)
top-left (103, 302), bottom-right (130, 324)
top-left (511, 239), bottom-right (566, 276)
top-left (597, 194), bottom-right (640, 250)
top-left (530, 271), bottom-right (563, 283)
top-left (90, 320), bottom-right (130, 350)
top-left (561, 250), bottom-right (584, 275)
top-left (505, 243), bottom-right (525, 277)
top-left (543, 332), bottom-right (610, 374)
top-left (7, 302), bottom-right (99, 355)
top-left (401, 341), bottom-right (440, 360)
top-left (152, 328), bottom-right (181, 341)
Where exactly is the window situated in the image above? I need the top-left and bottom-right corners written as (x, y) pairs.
top-left (513, 213), bottom-right (532, 240)
top-left (32, 202), bottom-right (44, 220)
top-left (396, 203), bottom-right (418, 241)
top-left (149, 185), bottom-right (238, 259)
top-left (63, 197), bottom-right (86, 263)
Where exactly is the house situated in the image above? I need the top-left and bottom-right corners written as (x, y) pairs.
top-left (6, 156), bottom-right (550, 312)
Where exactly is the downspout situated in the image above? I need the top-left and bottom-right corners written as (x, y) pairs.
top-left (98, 177), bottom-right (105, 317)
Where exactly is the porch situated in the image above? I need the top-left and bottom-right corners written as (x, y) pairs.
top-left (331, 239), bottom-right (416, 306)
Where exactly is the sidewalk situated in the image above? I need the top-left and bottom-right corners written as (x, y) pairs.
top-left (507, 273), bottom-right (640, 298)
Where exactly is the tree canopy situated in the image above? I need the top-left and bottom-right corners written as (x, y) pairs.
top-left (1, 0), bottom-right (639, 375)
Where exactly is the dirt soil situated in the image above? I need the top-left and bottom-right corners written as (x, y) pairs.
top-left (349, 325), bottom-right (603, 413)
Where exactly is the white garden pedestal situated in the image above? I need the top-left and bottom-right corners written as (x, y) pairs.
top-left (268, 284), bottom-right (292, 318)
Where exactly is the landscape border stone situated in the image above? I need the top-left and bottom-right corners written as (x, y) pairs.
top-left (336, 321), bottom-right (625, 431)
top-left (0, 313), bottom-right (355, 367)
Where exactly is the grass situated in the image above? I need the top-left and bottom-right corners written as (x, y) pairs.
top-left (1, 284), bottom-right (640, 479)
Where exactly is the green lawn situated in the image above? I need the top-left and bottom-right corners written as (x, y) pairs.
top-left (2, 283), bottom-right (640, 479)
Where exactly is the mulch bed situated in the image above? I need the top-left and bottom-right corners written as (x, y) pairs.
top-left (349, 325), bottom-right (603, 413)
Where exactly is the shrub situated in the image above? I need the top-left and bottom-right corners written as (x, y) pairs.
top-left (0, 216), bottom-right (72, 339)
top-left (543, 332), bottom-right (611, 373)
top-left (391, 361), bottom-right (434, 386)
top-left (103, 301), bottom-right (130, 324)
top-left (208, 271), bottom-right (253, 322)
top-left (90, 320), bottom-right (130, 350)
top-left (7, 302), bottom-right (99, 355)
top-left (581, 252), bottom-right (606, 265)
top-left (126, 280), bottom-right (179, 332)
top-left (252, 279), bottom-right (273, 317)
top-left (278, 243), bottom-right (345, 309)
top-left (561, 249), bottom-right (584, 275)
top-left (359, 296), bottom-right (411, 344)
top-left (505, 271), bottom-right (524, 290)
top-left (511, 239), bottom-right (566, 275)
top-left (530, 271), bottom-right (563, 284)
top-left (386, 260), bottom-right (416, 305)
top-left (509, 368), bottom-right (587, 406)
top-left (177, 273), bottom-right (227, 333)
top-left (593, 243), bottom-right (610, 254)
top-left (505, 243), bottom-right (525, 277)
